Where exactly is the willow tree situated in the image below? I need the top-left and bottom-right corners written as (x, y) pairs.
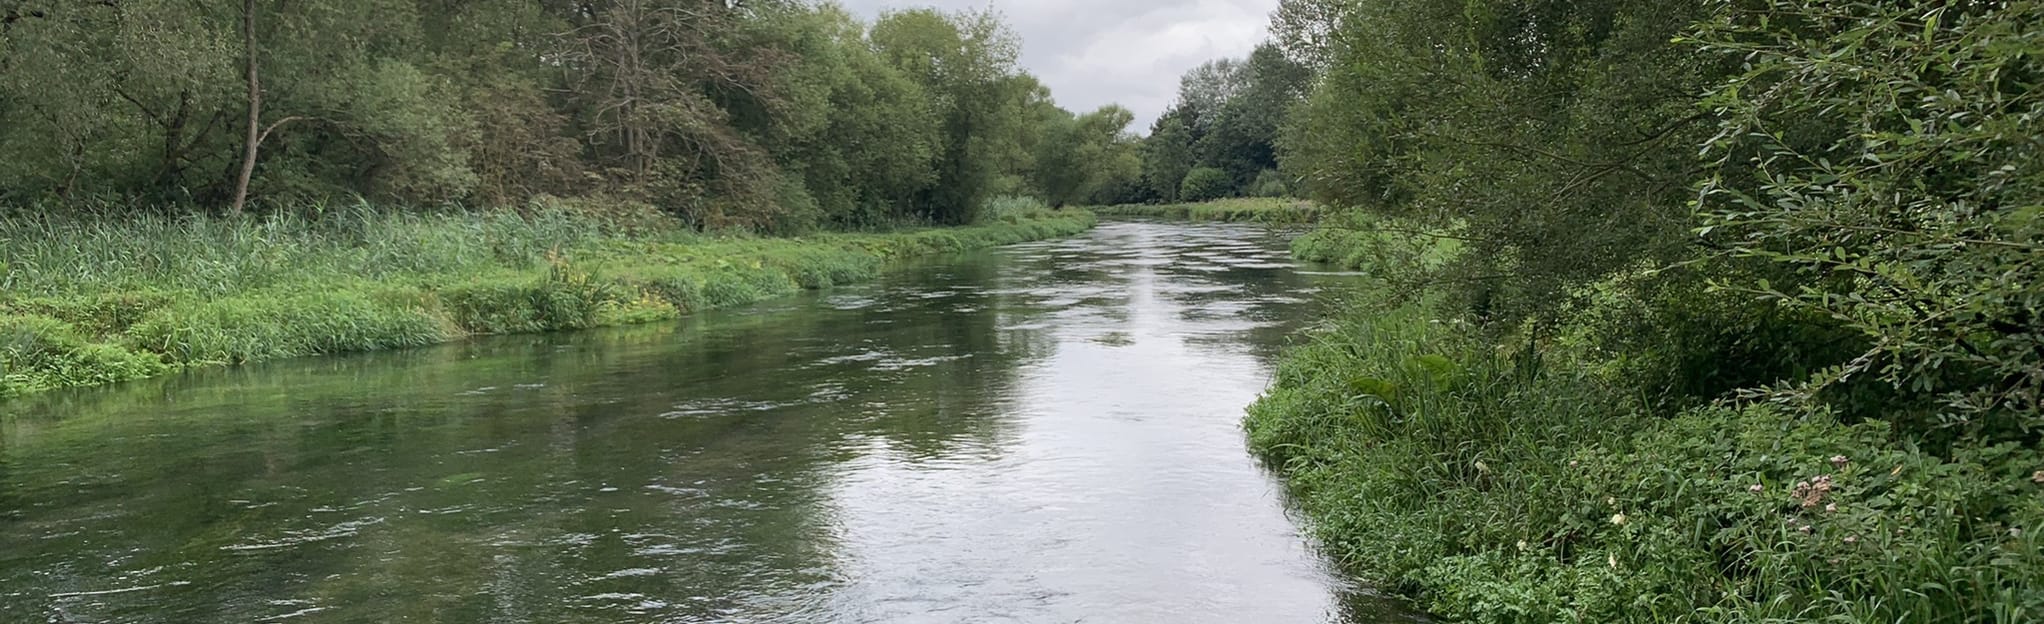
top-left (872, 8), bottom-right (1027, 224)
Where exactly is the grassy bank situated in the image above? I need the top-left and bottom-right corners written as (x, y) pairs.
top-left (0, 205), bottom-right (1094, 399)
top-left (1091, 198), bottom-right (1320, 223)
top-left (1246, 277), bottom-right (2044, 622)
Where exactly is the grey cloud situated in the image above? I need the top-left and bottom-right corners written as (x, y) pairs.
top-left (833, 0), bottom-right (1278, 131)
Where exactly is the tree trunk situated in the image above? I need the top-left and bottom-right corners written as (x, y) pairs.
top-left (229, 0), bottom-right (259, 215)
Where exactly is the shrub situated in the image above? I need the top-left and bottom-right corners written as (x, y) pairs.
top-left (1249, 304), bottom-right (2044, 623)
top-left (1250, 169), bottom-right (1290, 197)
top-left (1178, 167), bottom-right (1233, 202)
top-left (979, 195), bottom-right (1054, 224)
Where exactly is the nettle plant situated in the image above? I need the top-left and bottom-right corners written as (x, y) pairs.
top-left (1691, 0), bottom-right (2044, 444)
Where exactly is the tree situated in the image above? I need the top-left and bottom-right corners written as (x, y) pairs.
top-left (555, 0), bottom-right (788, 227)
top-left (0, 0), bottom-right (1092, 230)
top-left (1179, 167), bottom-right (1231, 202)
top-left (1141, 113), bottom-right (1197, 202)
top-left (752, 4), bottom-right (940, 228)
top-left (1268, 0), bottom-right (1353, 70)
top-left (1033, 105), bottom-right (1137, 206)
top-left (1693, 0), bottom-right (2044, 440)
top-left (1278, 0), bottom-right (1719, 321)
top-left (871, 8), bottom-right (1028, 224)
top-left (1196, 44), bottom-right (1309, 191)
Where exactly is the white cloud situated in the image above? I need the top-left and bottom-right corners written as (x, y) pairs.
top-left (832, 0), bottom-right (1279, 130)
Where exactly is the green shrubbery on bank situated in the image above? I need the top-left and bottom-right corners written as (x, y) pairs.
top-left (1248, 301), bottom-right (2044, 622)
top-left (0, 206), bottom-right (1094, 398)
top-left (1249, 0), bottom-right (2043, 621)
top-left (1092, 198), bottom-right (1320, 224)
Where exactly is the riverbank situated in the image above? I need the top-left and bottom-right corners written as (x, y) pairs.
top-left (0, 206), bottom-right (1095, 399)
top-left (1246, 227), bottom-right (2044, 622)
top-left (1091, 198), bottom-right (1319, 223)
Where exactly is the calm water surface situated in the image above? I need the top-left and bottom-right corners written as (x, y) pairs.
top-left (0, 221), bottom-right (1418, 623)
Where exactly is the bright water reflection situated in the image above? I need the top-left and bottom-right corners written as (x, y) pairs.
top-left (0, 221), bottom-right (1420, 623)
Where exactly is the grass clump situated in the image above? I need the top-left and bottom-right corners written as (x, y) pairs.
top-left (0, 205), bottom-right (1094, 398)
top-left (0, 315), bottom-right (168, 398)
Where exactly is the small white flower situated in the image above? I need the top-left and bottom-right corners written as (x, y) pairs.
top-left (1610, 513), bottom-right (1628, 526)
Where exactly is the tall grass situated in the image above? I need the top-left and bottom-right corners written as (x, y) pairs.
top-left (0, 203), bottom-right (1095, 398)
top-left (0, 201), bottom-right (653, 299)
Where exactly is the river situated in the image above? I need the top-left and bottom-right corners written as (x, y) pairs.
top-left (0, 220), bottom-right (1418, 623)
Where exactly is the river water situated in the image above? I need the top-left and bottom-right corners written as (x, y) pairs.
top-left (0, 220), bottom-right (1417, 623)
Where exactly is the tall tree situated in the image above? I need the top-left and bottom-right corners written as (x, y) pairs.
top-left (871, 8), bottom-right (1027, 224)
top-left (1280, 0), bottom-right (1719, 321)
top-left (1033, 105), bottom-right (1136, 206)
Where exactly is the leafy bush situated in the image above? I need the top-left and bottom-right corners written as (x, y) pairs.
top-left (1249, 306), bottom-right (2044, 623)
top-left (1692, 0), bottom-right (2044, 443)
top-left (1249, 169), bottom-right (1289, 198)
top-left (1177, 167), bottom-right (1233, 202)
top-left (979, 195), bottom-right (1054, 224)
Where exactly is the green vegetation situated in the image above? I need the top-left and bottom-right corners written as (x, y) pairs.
top-left (2, 1), bottom-right (1133, 395)
top-left (1236, 0), bottom-right (2044, 621)
top-left (1092, 198), bottom-right (1319, 224)
top-left (0, 206), bottom-right (1093, 398)
top-left (1133, 45), bottom-right (1311, 204)
top-left (0, 2), bottom-right (1140, 230)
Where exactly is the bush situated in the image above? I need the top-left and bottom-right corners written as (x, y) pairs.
top-left (1693, 0), bottom-right (2044, 442)
top-left (1249, 169), bottom-right (1289, 197)
top-left (1178, 167), bottom-right (1233, 202)
top-left (1248, 305), bottom-right (2044, 623)
top-left (979, 195), bottom-right (1054, 224)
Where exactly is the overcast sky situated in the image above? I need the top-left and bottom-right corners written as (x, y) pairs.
top-left (835, 0), bottom-right (1278, 131)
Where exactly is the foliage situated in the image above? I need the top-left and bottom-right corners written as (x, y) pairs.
top-left (1690, 0), bottom-right (2044, 444)
top-left (0, 1), bottom-right (1079, 232)
top-left (1248, 306), bottom-right (2044, 623)
top-left (1247, 0), bottom-right (2044, 621)
top-left (1031, 106), bottom-right (1141, 207)
top-left (1278, 0), bottom-right (1719, 323)
top-left (870, 8), bottom-right (1035, 225)
top-left (0, 206), bottom-right (1094, 397)
top-left (1177, 167), bottom-right (1233, 203)
top-left (1134, 43), bottom-right (1309, 204)
top-left (1092, 198), bottom-right (1318, 224)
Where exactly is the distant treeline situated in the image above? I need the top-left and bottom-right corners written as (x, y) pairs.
top-left (0, 1), bottom-right (1152, 230)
